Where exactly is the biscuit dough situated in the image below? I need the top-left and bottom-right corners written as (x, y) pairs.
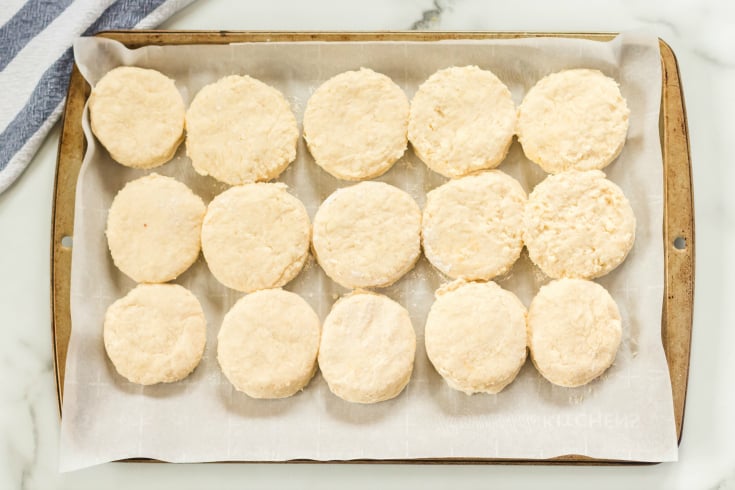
top-left (201, 183), bottom-right (310, 292)
top-left (89, 66), bottom-right (185, 168)
top-left (217, 289), bottom-right (321, 399)
top-left (422, 171), bottom-right (526, 280)
top-left (103, 284), bottom-right (206, 385)
top-left (527, 279), bottom-right (622, 387)
top-left (304, 68), bottom-right (409, 180)
top-left (518, 69), bottom-right (630, 173)
top-left (425, 280), bottom-right (527, 394)
top-left (524, 170), bottom-right (636, 279)
top-left (106, 173), bottom-right (205, 283)
top-left (318, 292), bottom-right (416, 403)
top-left (408, 66), bottom-right (517, 178)
top-left (312, 181), bottom-right (421, 288)
top-left (186, 75), bottom-right (299, 184)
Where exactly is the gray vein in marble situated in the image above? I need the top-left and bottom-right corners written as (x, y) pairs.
top-left (635, 15), bottom-right (681, 37)
top-left (691, 47), bottom-right (735, 69)
top-left (20, 402), bottom-right (39, 490)
top-left (713, 470), bottom-right (735, 490)
top-left (409, 0), bottom-right (450, 30)
top-left (4, 336), bottom-right (53, 490)
top-left (636, 14), bottom-right (735, 68)
top-left (17, 338), bottom-right (54, 372)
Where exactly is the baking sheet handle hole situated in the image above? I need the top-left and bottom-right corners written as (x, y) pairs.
top-left (61, 236), bottom-right (73, 248)
top-left (673, 236), bottom-right (686, 250)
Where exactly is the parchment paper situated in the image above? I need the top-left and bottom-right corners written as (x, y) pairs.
top-left (60, 32), bottom-right (677, 471)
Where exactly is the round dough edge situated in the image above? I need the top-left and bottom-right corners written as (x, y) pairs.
top-left (103, 283), bottom-right (207, 385)
top-left (201, 183), bottom-right (311, 292)
top-left (312, 181), bottom-right (421, 289)
top-left (518, 68), bottom-right (630, 173)
top-left (527, 278), bottom-right (622, 387)
top-left (523, 169), bottom-right (636, 279)
top-left (422, 170), bottom-right (526, 280)
top-left (89, 66), bottom-right (185, 169)
top-left (425, 279), bottom-right (528, 394)
top-left (106, 173), bottom-right (206, 283)
top-left (408, 65), bottom-right (517, 178)
top-left (304, 68), bottom-right (410, 180)
top-left (217, 288), bottom-right (321, 399)
top-left (318, 291), bottom-right (416, 403)
top-left (185, 75), bottom-right (299, 184)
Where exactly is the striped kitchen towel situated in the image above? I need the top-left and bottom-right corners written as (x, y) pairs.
top-left (0, 0), bottom-right (195, 194)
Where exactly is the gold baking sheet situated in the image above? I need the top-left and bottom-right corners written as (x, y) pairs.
top-left (50, 31), bottom-right (694, 465)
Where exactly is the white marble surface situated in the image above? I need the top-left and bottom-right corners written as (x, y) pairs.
top-left (0, 0), bottom-right (732, 488)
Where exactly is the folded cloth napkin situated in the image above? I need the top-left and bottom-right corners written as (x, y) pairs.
top-left (0, 0), bottom-right (195, 194)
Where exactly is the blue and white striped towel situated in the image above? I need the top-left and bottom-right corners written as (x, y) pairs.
top-left (0, 0), bottom-right (195, 194)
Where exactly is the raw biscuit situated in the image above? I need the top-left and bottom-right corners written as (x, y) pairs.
top-left (422, 170), bottom-right (526, 280)
top-left (424, 280), bottom-right (527, 394)
top-left (185, 75), bottom-right (299, 184)
top-left (523, 170), bottom-right (636, 279)
top-left (106, 173), bottom-right (206, 283)
top-left (318, 292), bottom-right (416, 403)
top-left (217, 289), bottom-right (321, 399)
top-left (408, 66), bottom-right (517, 178)
top-left (89, 66), bottom-right (185, 168)
top-left (304, 68), bottom-right (409, 180)
top-left (527, 279), bottom-right (622, 387)
top-left (518, 69), bottom-right (630, 173)
top-left (103, 284), bottom-right (206, 385)
top-left (312, 181), bottom-right (421, 289)
top-left (201, 183), bottom-right (310, 293)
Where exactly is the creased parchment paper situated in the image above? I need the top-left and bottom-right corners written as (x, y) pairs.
top-left (60, 32), bottom-right (677, 471)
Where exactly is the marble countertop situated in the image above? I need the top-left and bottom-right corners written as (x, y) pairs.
top-left (1, 0), bottom-right (732, 488)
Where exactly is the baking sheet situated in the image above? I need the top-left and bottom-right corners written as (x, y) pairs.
top-left (60, 32), bottom-right (677, 471)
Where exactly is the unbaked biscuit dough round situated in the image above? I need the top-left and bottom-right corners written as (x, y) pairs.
top-left (408, 66), bottom-right (517, 178)
top-left (217, 289), bottom-right (321, 399)
top-left (89, 66), bottom-right (185, 168)
top-left (318, 292), bottom-right (416, 403)
top-left (312, 181), bottom-right (421, 289)
top-left (104, 284), bottom-right (206, 385)
top-left (528, 279), bottom-right (622, 387)
top-left (425, 280), bottom-right (527, 394)
top-left (186, 75), bottom-right (298, 184)
top-left (201, 183), bottom-right (310, 293)
top-left (106, 173), bottom-right (206, 283)
top-left (518, 69), bottom-right (630, 174)
top-left (304, 68), bottom-right (409, 180)
top-left (524, 170), bottom-right (635, 279)
top-left (422, 170), bottom-right (526, 280)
